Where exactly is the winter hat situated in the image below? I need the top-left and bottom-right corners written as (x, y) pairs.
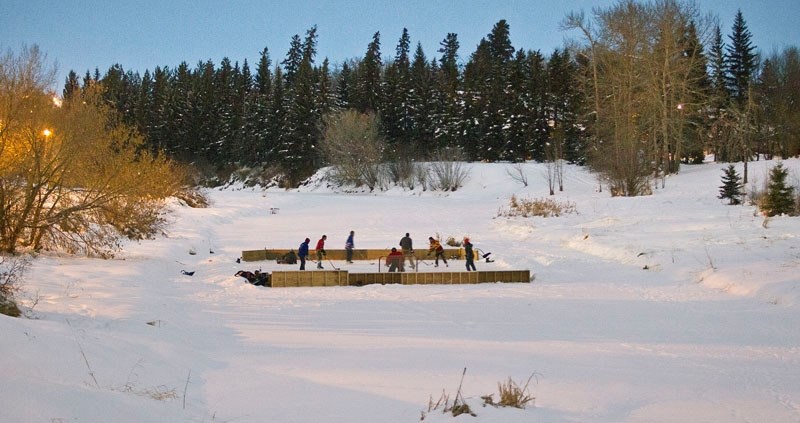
top-left (305, 238), bottom-right (310, 243)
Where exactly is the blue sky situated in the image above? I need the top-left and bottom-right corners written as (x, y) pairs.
top-left (2, 0), bottom-right (799, 90)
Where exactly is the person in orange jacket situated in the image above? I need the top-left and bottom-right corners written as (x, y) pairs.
top-left (427, 237), bottom-right (448, 267)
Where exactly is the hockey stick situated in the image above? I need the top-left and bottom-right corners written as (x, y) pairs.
top-left (327, 257), bottom-right (340, 270)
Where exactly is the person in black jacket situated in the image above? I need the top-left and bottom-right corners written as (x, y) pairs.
top-left (399, 233), bottom-right (415, 270)
top-left (463, 237), bottom-right (476, 271)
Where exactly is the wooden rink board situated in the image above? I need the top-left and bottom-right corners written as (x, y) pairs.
top-left (242, 248), bottom-right (468, 262)
top-left (269, 270), bottom-right (530, 287)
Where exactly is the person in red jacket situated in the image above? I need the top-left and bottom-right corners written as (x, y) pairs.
top-left (315, 235), bottom-right (327, 269)
top-left (386, 247), bottom-right (405, 272)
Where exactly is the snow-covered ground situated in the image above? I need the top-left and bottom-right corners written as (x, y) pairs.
top-left (2, 159), bottom-right (799, 422)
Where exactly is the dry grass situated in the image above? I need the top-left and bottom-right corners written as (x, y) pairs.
top-left (498, 195), bottom-right (577, 218)
top-left (482, 374), bottom-right (537, 409)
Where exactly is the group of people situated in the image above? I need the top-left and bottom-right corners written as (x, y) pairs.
top-left (295, 232), bottom-right (478, 272)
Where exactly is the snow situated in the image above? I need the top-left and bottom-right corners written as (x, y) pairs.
top-left (2, 159), bottom-right (800, 422)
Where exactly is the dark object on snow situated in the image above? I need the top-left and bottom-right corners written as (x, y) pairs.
top-left (277, 250), bottom-right (297, 265)
top-left (210, 249), bottom-right (215, 254)
top-left (181, 270), bottom-right (195, 276)
top-left (236, 257), bottom-right (241, 264)
top-left (234, 270), bottom-right (270, 287)
top-left (477, 249), bottom-right (494, 263)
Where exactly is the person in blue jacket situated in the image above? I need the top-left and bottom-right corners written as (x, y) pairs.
top-left (345, 230), bottom-right (355, 263)
top-left (298, 238), bottom-right (310, 270)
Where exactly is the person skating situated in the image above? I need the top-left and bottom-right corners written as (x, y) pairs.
top-left (315, 235), bottom-right (327, 269)
top-left (463, 237), bottom-right (476, 271)
top-left (427, 236), bottom-right (448, 267)
top-left (298, 238), bottom-right (310, 270)
top-left (399, 232), bottom-right (415, 269)
top-left (345, 230), bottom-right (355, 263)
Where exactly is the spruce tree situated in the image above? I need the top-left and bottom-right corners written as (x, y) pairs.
top-left (282, 35), bottom-right (303, 86)
top-left (718, 164), bottom-right (743, 205)
top-left (63, 70), bottom-right (81, 101)
top-left (170, 62), bottom-right (194, 160)
top-left (383, 29), bottom-right (412, 147)
top-left (726, 10), bottom-right (757, 107)
top-left (335, 61), bottom-right (353, 109)
top-left (408, 42), bottom-right (436, 154)
top-left (356, 32), bottom-right (383, 113)
top-left (763, 163), bottom-right (795, 216)
top-left (435, 33), bottom-right (463, 151)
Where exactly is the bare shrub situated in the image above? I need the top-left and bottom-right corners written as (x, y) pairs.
top-left (413, 162), bottom-right (429, 191)
top-left (422, 368), bottom-right (475, 420)
top-left (499, 195), bottom-right (577, 218)
top-left (427, 147), bottom-right (470, 191)
top-left (507, 163), bottom-right (529, 187)
top-left (320, 110), bottom-right (385, 190)
top-left (0, 255), bottom-right (28, 317)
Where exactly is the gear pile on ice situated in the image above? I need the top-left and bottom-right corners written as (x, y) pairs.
top-left (234, 270), bottom-right (269, 287)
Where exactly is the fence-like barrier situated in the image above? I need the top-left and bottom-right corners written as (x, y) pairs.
top-left (269, 270), bottom-right (530, 288)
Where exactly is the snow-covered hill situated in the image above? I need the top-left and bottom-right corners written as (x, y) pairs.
top-left (2, 159), bottom-right (799, 422)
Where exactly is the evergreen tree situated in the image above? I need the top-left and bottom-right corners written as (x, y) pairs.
top-left (434, 33), bottom-right (463, 151)
top-left (135, 69), bottom-right (153, 139)
top-left (282, 34), bottom-right (303, 86)
top-left (483, 19), bottom-right (516, 161)
top-left (148, 66), bottom-right (171, 153)
top-left (708, 25), bottom-right (729, 107)
top-left (506, 49), bottom-right (533, 161)
top-left (548, 49), bottom-right (585, 164)
top-left (438, 33), bottom-right (460, 95)
top-left (356, 32), bottom-right (383, 113)
top-left (317, 58), bottom-right (335, 117)
top-left (215, 57), bottom-right (237, 164)
top-left (193, 60), bottom-right (221, 161)
top-left (383, 29), bottom-right (413, 147)
top-left (763, 163), bottom-right (796, 216)
top-left (62, 70), bottom-right (81, 101)
top-left (280, 27), bottom-right (321, 185)
top-left (718, 164), bottom-right (744, 205)
top-left (268, 67), bottom-right (287, 164)
top-left (726, 10), bottom-right (757, 107)
top-left (231, 59), bottom-right (253, 163)
top-left (335, 61), bottom-right (354, 109)
top-left (249, 48), bottom-right (274, 165)
top-left (170, 62), bottom-right (194, 159)
top-left (408, 42), bottom-right (436, 155)
top-left (255, 48), bottom-right (273, 96)
top-left (462, 38), bottom-right (492, 160)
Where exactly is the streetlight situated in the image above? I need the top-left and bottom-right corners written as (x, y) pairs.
top-left (42, 128), bottom-right (52, 138)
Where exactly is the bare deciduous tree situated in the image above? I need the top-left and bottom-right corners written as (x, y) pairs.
top-left (319, 110), bottom-right (386, 190)
top-left (564, 0), bottom-right (713, 196)
top-left (0, 45), bottom-right (188, 256)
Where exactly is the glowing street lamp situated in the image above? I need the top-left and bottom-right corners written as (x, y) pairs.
top-left (42, 128), bottom-right (52, 138)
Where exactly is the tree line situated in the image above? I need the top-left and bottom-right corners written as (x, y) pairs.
top-left (62, 0), bottom-right (800, 193)
top-left (62, 21), bottom-right (584, 186)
